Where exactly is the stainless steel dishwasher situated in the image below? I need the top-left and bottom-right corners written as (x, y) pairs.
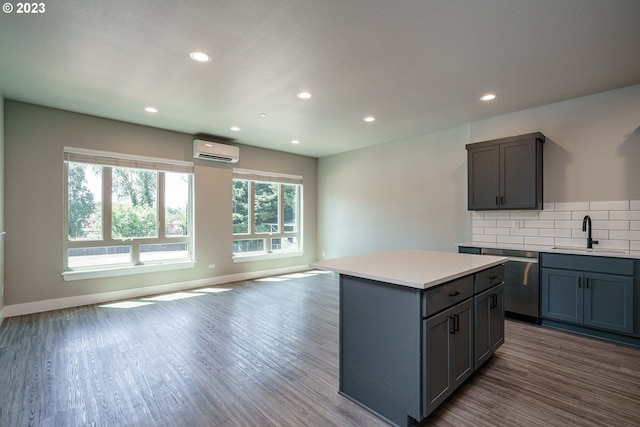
top-left (481, 248), bottom-right (540, 323)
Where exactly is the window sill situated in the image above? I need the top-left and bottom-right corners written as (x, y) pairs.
top-left (232, 251), bottom-right (304, 263)
top-left (62, 260), bottom-right (196, 281)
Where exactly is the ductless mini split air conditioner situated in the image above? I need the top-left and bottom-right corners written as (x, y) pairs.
top-left (193, 139), bottom-right (239, 163)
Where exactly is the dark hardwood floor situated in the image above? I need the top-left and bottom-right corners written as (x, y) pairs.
top-left (0, 271), bottom-right (639, 426)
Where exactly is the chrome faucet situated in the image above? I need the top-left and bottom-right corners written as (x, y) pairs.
top-left (582, 215), bottom-right (599, 249)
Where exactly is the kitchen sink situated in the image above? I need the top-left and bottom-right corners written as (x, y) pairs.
top-left (551, 246), bottom-right (628, 255)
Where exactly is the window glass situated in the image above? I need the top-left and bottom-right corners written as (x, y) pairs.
top-left (140, 243), bottom-right (188, 262)
top-left (233, 239), bottom-right (265, 254)
top-left (232, 175), bottom-right (301, 257)
top-left (271, 237), bottom-right (298, 252)
top-left (111, 167), bottom-right (158, 239)
top-left (68, 246), bottom-right (131, 268)
top-left (254, 182), bottom-right (279, 233)
top-left (65, 156), bottom-right (193, 271)
top-left (233, 179), bottom-right (249, 234)
top-left (165, 172), bottom-right (190, 237)
top-left (283, 184), bottom-right (297, 232)
top-left (68, 163), bottom-right (102, 240)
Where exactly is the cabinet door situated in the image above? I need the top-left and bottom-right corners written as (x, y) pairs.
top-left (424, 306), bottom-right (453, 415)
top-left (500, 139), bottom-right (540, 209)
top-left (467, 144), bottom-right (500, 210)
top-left (489, 284), bottom-right (505, 354)
top-left (541, 268), bottom-right (583, 324)
top-left (474, 288), bottom-right (491, 369)
top-left (584, 273), bottom-right (634, 334)
top-left (450, 299), bottom-right (474, 388)
top-left (423, 299), bottom-right (473, 416)
top-left (474, 284), bottom-right (505, 370)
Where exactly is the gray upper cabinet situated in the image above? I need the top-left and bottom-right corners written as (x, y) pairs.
top-left (467, 132), bottom-right (545, 210)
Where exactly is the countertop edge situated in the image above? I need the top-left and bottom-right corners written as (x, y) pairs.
top-left (457, 242), bottom-right (640, 260)
top-left (309, 251), bottom-right (507, 290)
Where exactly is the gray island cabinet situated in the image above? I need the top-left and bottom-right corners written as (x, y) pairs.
top-left (310, 250), bottom-right (507, 427)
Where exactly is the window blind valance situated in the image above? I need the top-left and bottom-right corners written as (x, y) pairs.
top-left (233, 168), bottom-right (303, 185)
top-left (64, 147), bottom-right (194, 174)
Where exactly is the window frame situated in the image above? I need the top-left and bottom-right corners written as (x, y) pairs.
top-left (232, 168), bottom-right (303, 261)
top-left (62, 147), bottom-right (195, 280)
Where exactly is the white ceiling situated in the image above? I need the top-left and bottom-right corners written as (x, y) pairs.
top-left (1, 1), bottom-right (639, 158)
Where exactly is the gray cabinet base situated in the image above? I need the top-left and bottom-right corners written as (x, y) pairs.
top-left (340, 275), bottom-right (422, 427)
top-left (541, 319), bottom-right (640, 348)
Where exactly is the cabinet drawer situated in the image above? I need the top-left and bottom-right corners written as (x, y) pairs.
top-left (474, 265), bottom-right (504, 294)
top-left (423, 276), bottom-right (473, 318)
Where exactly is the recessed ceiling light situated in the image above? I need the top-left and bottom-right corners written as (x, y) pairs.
top-left (363, 116), bottom-right (376, 122)
top-left (144, 107), bottom-right (158, 113)
top-left (230, 126), bottom-right (240, 132)
top-left (480, 93), bottom-right (497, 101)
top-left (259, 112), bottom-right (267, 117)
top-left (291, 140), bottom-right (300, 144)
top-left (297, 92), bottom-right (312, 99)
top-left (189, 51), bottom-right (211, 62)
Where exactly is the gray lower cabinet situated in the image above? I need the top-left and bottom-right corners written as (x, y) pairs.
top-left (423, 298), bottom-right (473, 415)
top-left (474, 283), bottom-right (505, 369)
top-left (541, 256), bottom-right (635, 335)
top-left (339, 265), bottom-right (504, 427)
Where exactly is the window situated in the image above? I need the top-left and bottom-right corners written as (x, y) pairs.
top-left (232, 169), bottom-right (303, 259)
top-left (64, 147), bottom-right (194, 274)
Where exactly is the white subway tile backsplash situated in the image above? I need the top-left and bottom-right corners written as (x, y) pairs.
top-left (538, 211), bottom-right (572, 220)
top-left (555, 201), bottom-right (589, 211)
top-left (485, 212), bottom-right (511, 220)
top-left (610, 210), bottom-right (640, 220)
top-left (610, 230), bottom-right (640, 241)
top-left (589, 200), bottom-right (629, 211)
top-left (594, 220), bottom-right (629, 230)
top-left (497, 220), bottom-right (514, 228)
top-left (473, 234), bottom-right (497, 243)
top-left (472, 219), bottom-right (497, 228)
top-left (497, 235), bottom-right (524, 244)
top-left (554, 238), bottom-right (587, 247)
top-left (596, 240), bottom-right (629, 250)
top-left (485, 227), bottom-right (510, 235)
top-left (571, 210), bottom-right (608, 220)
top-left (510, 228), bottom-right (538, 237)
top-left (468, 200), bottom-right (640, 252)
top-left (555, 220), bottom-right (582, 229)
top-left (539, 228), bottom-right (572, 238)
top-left (571, 229), bottom-right (608, 239)
top-left (524, 220), bottom-right (554, 229)
top-left (524, 236), bottom-right (555, 245)
top-left (509, 212), bottom-right (540, 220)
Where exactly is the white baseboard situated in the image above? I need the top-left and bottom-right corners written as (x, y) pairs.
top-left (3, 264), bottom-right (310, 318)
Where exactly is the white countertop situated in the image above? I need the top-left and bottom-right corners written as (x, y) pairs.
top-left (309, 250), bottom-right (507, 290)
top-left (457, 242), bottom-right (640, 260)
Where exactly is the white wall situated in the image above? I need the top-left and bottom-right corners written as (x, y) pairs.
top-left (4, 101), bottom-right (317, 309)
top-left (318, 125), bottom-right (471, 259)
top-left (317, 84), bottom-right (640, 259)
top-left (470, 84), bottom-right (640, 203)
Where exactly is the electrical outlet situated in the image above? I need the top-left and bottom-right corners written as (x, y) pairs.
top-left (208, 264), bottom-right (216, 269)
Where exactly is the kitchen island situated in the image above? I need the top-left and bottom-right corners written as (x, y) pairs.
top-left (310, 250), bottom-right (507, 427)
